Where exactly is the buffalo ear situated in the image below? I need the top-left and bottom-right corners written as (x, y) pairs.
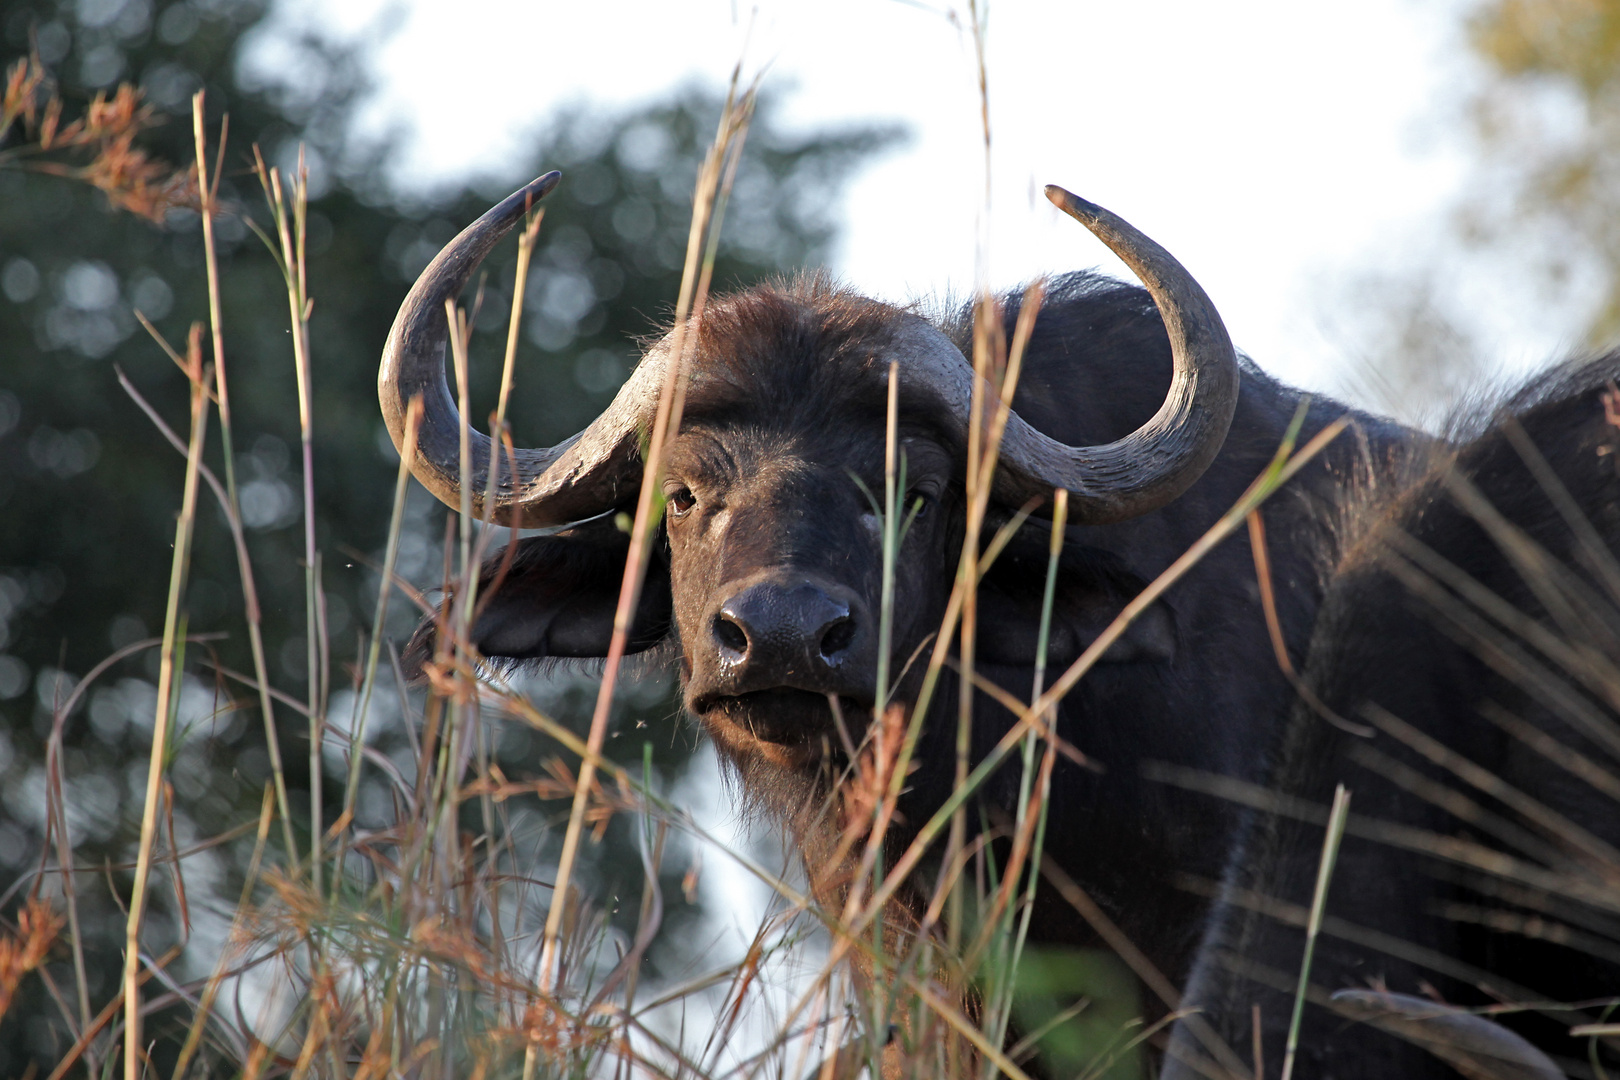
top-left (401, 518), bottom-right (671, 680)
top-left (975, 543), bottom-right (1174, 669)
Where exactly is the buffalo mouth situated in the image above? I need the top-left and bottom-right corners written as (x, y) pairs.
top-left (693, 688), bottom-right (870, 750)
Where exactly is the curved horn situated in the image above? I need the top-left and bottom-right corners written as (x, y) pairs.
top-left (888, 188), bottom-right (1239, 525)
top-left (379, 172), bottom-right (670, 528)
top-left (1332, 989), bottom-right (1564, 1080)
top-left (1022, 187), bottom-right (1239, 521)
top-left (385, 181), bottom-right (1236, 528)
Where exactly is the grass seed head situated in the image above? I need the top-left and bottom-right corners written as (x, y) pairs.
top-left (0, 899), bottom-right (64, 1021)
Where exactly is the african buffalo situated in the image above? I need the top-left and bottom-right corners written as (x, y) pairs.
top-left (1173, 358), bottom-right (1620, 1080)
top-left (382, 172), bottom-right (1619, 1078)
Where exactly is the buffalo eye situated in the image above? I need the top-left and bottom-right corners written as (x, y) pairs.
top-left (908, 490), bottom-right (934, 521)
top-left (666, 486), bottom-right (696, 518)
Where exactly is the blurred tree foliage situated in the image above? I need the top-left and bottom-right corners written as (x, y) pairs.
top-left (0, 0), bottom-right (897, 1068)
top-left (1322, 0), bottom-right (1620, 424)
top-left (1463, 0), bottom-right (1620, 343)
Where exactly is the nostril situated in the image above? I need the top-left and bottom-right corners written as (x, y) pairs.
top-left (713, 614), bottom-right (750, 658)
top-left (818, 616), bottom-right (856, 660)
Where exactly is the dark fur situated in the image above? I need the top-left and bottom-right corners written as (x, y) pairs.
top-left (410, 271), bottom-right (1620, 1077)
top-left (1171, 360), bottom-right (1620, 1078)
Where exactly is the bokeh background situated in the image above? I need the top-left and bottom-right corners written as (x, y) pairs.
top-left (3, 0), bottom-right (1620, 1069)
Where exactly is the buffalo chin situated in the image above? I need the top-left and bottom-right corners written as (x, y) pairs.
top-left (694, 688), bottom-right (867, 767)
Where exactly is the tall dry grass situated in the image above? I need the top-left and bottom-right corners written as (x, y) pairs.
top-left (13, 11), bottom-right (1620, 1080)
top-left (3, 21), bottom-right (1330, 1080)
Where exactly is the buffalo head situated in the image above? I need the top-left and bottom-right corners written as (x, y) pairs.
top-left (382, 171), bottom-right (1238, 791)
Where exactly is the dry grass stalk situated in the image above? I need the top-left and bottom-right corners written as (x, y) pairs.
top-left (190, 95), bottom-right (301, 869)
top-left (536, 66), bottom-right (761, 997)
top-left (1280, 785), bottom-right (1352, 1080)
top-left (122, 324), bottom-right (210, 1080)
top-left (168, 784), bottom-right (277, 1080)
top-left (250, 142), bottom-right (324, 892)
top-left (334, 395), bottom-right (424, 876)
top-left (283, 156), bottom-right (324, 890)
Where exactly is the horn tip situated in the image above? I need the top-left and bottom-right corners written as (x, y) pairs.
top-left (482, 171), bottom-right (563, 232)
top-left (1044, 184), bottom-right (1094, 216)
top-left (528, 171), bottom-right (562, 200)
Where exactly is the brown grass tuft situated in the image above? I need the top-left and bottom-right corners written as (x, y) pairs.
top-left (0, 899), bottom-right (64, 1022)
top-left (1, 52), bottom-right (197, 221)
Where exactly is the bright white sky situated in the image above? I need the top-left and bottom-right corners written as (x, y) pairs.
top-left (249, 0), bottom-right (1566, 400)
